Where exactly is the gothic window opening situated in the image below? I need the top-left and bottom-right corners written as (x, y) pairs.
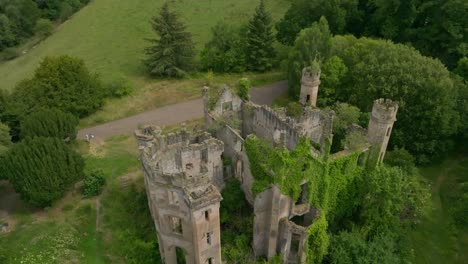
top-left (170, 216), bottom-right (183, 234)
top-left (306, 94), bottom-right (311, 103)
top-left (169, 191), bottom-right (179, 205)
top-left (386, 126), bottom-right (392, 137)
top-left (207, 258), bottom-right (213, 264)
top-left (206, 232), bottom-right (212, 245)
top-left (205, 210), bottom-right (210, 221)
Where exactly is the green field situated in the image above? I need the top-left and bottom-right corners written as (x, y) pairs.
top-left (409, 155), bottom-right (468, 264)
top-left (0, 0), bottom-right (289, 91)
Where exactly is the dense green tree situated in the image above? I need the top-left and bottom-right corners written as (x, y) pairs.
top-left (144, 2), bottom-right (195, 78)
top-left (455, 57), bottom-right (468, 81)
top-left (317, 56), bottom-right (348, 107)
top-left (0, 137), bottom-right (84, 207)
top-left (0, 14), bottom-right (15, 49)
top-left (2, 55), bottom-right (104, 139)
top-left (324, 37), bottom-right (460, 163)
top-left (34, 17), bottom-right (52, 38)
top-left (20, 108), bottom-right (78, 140)
top-left (328, 230), bottom-right (401, 264)
top-left (286, 17), bottom-right (332, 98)
top-left (245, 0), bottom-right (275, 72)
top-left (277, 0), bottom-right (467, 68)
top-left (276, 0), bottom-right (359, 45)
top-left (0, 122), bottom-right (11, 156)
top-left (200, 22), bottom-right (246, 73)
top-left (18, 55), bottom-right (104, 117)
top-left (329, 102), bottom-right (361, 152)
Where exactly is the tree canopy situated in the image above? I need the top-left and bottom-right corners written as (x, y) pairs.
top-left (0, 122), bottom-right (11, 157)
top-left (0, 136), bottom-right (84, 207)
top-left (1, 55), bottom-right (104, 140)
top-left (200, 22), bottom-right (246, 73)
top-left (276, 0), bottom-right (468, 69)
top-left (144, 2), bottom-right (195, 78)
top-left (287, 19), bottom-right (461, 162)
top-left (20, 108), bottom-right (79, 140)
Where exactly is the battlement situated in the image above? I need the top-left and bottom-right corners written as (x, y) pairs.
top-left (135, 126), bottom-right (224, 189)
top-left (371, 98), bottom-right (398, 122)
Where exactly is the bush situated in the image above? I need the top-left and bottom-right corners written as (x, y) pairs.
top-left (108, 77), bottom-right (134, 98)
top-left (82, 170), bottom-right (106, 197)
top-left (237, 78), bottom-right (250, 100)
top-left (0, 137), bottom-right (84, 207)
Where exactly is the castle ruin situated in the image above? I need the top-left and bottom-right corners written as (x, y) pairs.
top-left (135, 66), bottom-right (398, 264)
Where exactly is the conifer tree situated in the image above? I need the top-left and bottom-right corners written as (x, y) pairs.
top-left (0, 137), bottom-right (84, 207)
top-left (246, 0), bottom-right (275, 72)
top-left (20, 108), bottom-right (79, 141)
top-left (144, 2), bottom-right (195, 78)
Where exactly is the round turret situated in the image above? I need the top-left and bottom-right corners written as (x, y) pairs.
top-left (300, 64), bottom-right (321, 107)
top-left (371, 99), bottom-right (398, 122)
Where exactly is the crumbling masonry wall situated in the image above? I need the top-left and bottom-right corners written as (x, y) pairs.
top-left (135, 126), bottom-right (224, 264)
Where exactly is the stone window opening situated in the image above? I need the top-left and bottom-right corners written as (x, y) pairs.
top-left (204, 210), bottom-right (210, 221)
top-left (169, 191), bottom-right (179, 205)
top-left (296, 183), bottom-right (308, 205)
top-left (170, 216), bottom-right (183, 234)
top-left (206, 232), bottom-right (212, 245)
top-left (207, 258), bottom-right (213, 264)
top-left (186, 163), bottom-right (194, 170)
top-left (290, 234), bottom-right (301, 256)
top-left (386, 126), bottom-right (392, 137)
top-left (306, 94), bottom-right (311, 103)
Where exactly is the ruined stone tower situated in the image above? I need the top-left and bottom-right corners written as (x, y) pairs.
top-left (135, 126), bottom-right (224, 264)
top-left (299, 63), bottom-right (321, 106)
top-left (367, 99), bottom-right (398, 165)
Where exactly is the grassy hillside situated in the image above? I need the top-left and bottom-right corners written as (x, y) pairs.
top-left (409, 155), bottom-right (468, 264)
top-left (0, 0), bottom-right (289, 91)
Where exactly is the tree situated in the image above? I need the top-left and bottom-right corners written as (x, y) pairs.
top-left (144, 2), bottom-right (195, 78)
top-left (275, 0), bottom-right (359, 46)
top-left (328, 230), bottom-right (401, 264)
top-left (34, 18), bottom-right (53, 38)
top-left (0, 14), bottom-right (15, 50)
top-left (0, 137), bottom-right (84, 207)
top-left (318, 56), bottom-right (348, 106)
top-left (455, 57), bottom-right (468, 81)
top-left (20, 108), bottom-right (79, 140)
top-left (286, 17), bottom-right (332, 99)
top-left (3, 55), bottom-right (104, 139)
top-left (0, 122), bottom-right (11, 156)
top-left (245, 0), bottom-right (275, 72)
top-left (329, 102), bottom-right (361, 152)
top-left (200, 22), bottom-right (246, 73)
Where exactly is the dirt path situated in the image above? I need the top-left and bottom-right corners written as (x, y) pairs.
top-left (78, 80), bottom-right (287, 140)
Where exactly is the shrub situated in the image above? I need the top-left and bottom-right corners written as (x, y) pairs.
top-left (237, 78), bottom-right (250, 100)
top-left (0, 137), bottom-right (84, 207)
top-left (108, 77), bottom-right (134, 98)
top-left (82, 170), bottom-right (106, 197)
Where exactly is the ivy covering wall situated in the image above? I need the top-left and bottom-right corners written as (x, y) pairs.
top-left (244, 135), bottom-right (367, 263)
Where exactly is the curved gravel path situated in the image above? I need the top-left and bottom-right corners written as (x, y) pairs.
top-left (78, 80), bottom-right (287, 139)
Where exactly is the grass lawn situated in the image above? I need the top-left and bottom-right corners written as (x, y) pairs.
top-left (408, 155), bottom-right (468, 264)
top-left (0, 123), bottom-right (203, 263)
top-left (0, 0), bottom-right (289, 92)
